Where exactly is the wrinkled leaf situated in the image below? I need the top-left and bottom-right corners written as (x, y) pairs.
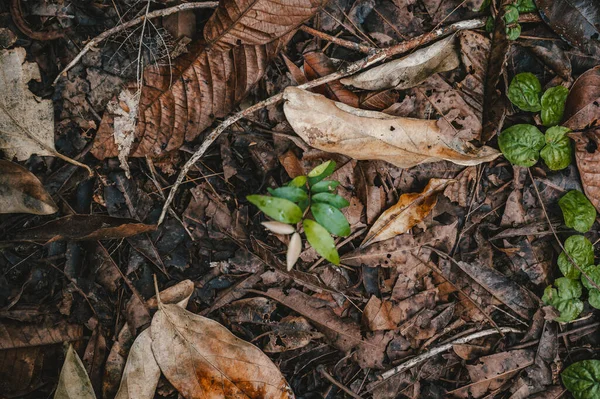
top-left (517, 0), bottom-right (536, 12)
top-left (562, 359), bottom-right (600, 399)
top-left (311, 202), bottom-right (350, 237)
top-left (340, 35), bottom-right (460, 91)
top-left (151, 301), bottom-right (294, 398)
top-left (247, 195), bottom-right (303, 224)
top-left (540, 126), bottom-right (572, 170)
top-left (541, 86), bottom-right (569, 126)
top-left (54, 345), bottom-right (96, 399)
top-left (558, 235), bottom-right (594, 279)
top-left (0, 159), bottom-right (57, 215)
top-left (308, 160), bottom-right (336, 186)
top-left (267, 187), bottom-right (308, 203)
top-left (507, 73), bottom-right (542, 112)
top-left (283, 87), bottom-right (500, 168)
top-left (559, 190), bottom-right (597, 233)
top-left (303, 219), bottom-right (339, 265)
top-left (542, 277), bottom-right (583, 322)
top-left (498, 124), bottom-right (545, 167)
top-left (581, 265), bottom-right (600, 290)
top-left (362, 179), bottom-right (453, 247)
top-left (312, 193), bottom-right (350, 209)
top-left (589, 289), bottom-right (600, 309)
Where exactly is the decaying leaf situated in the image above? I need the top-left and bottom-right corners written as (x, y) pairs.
top-left (303, 51), bottom-right (359, 107)
top-left (564, 66), bottom-right (600, 131)
top-left (571, 131), bottom-right (600, 212)
top-left (340, 35), bottom-right (460, 91)
top-left (0, 160), bottom-right (57, 215)
top-left (16, 215), bottom-right (156, 243)
top-left (54, 345), bottom-right (96, 399)
top-left (92, 0), bottom-right (327, 158)
top-left (151, 298), bottom-right (294, 398)
top-left (114, 330), bottom-right (159, 399)
top-left (361, 179), bottom-right (454, 247)
top-left (283, 87), bottom-right (500, 168)
top-left (0, 322), bottom-right (84, 350)
top-left (362, 291), bottom-right (437, 331)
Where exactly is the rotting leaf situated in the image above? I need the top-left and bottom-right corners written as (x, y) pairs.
top-left (303, 51), bottom-right (359, 107)
top-left (340, 35), bottom-right (460, 91)
top-left (559, 190), bottom-right (597, 233)
top-left (571, 131), bottom-right (600, 213)
top-left (150, 300), bottom-right (294, 398)
top-left (54, 345), bottom-right (96, 399)
top-left (540, 126), bottom-right (572, 170)
top-left (564, 66), bottom-right (600, 131)
top-left (557, 235), bottom-right (594, 280)
top-left (283, 87), bottom-right (500, 168)
top-left (498, 124), bottom-right (545, 167)
top-left (562, 359), bottom-right (600, 399)
top-left (362, 178), bottom-right (454, 247)
top-left (0, 159), bottom-right (57, 215)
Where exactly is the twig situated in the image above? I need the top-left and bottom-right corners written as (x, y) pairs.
top-left (158, 17), bottom-right (488, 224)
top-left (52, 1), bottom-right (219, 85)
top-left (374, 327), bottom-right (522, 386)
top-left (299, 25), bottom-right (373, 54)
top-left (318, 365), bottom-right (363, 399)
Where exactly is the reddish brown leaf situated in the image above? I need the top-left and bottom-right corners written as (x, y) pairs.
top-left (564, 66), bottom-right (600, 131)
top-left (303, 51), bottom-right (359, 107)
top-left (571, 130), bottom-right (600, 212)
top-left (0, 159), bottom-right (57, 215)
top-left (0, 321), bottom-right (83, 350)
top-left (359, 89), bottom-right (399, 111)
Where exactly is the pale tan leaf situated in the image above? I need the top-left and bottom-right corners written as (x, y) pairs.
top-left (286, 232), bottom-right (302, 270)
top-left (151, 302), bottom-right (294, 399)
top-left (114, 330), bottom-right (159, 399)
top-left (362, 178), bottom-right (454, 247)
top-left (0, 160), bottom-right (57, 215)
top-left (54, 345), bottom-right (96, 399)
top-left (340, 35), bottom-right (460, 91)
top-left (282, 87), bottom-right (500, 168)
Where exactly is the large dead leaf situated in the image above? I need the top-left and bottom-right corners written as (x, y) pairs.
top-left (340, 35), bottom-right (460, 91)
top-left (282, 87), bottom-right (500, 168)
top-left (564, 66), bottom-right (600, 131)
top-left (572, 130), bottom-right (600, 212)
top-left (0, 322), bottom-right (83, 350)
top-left (361, 179), bottom-right (454, 247)
top-left (114, 330), bottom-right (159, 399)
top-left (54, 345), bottom-right (96, 399)
top-left (0, 159), bottom-right (57, 215)
top-left (151, 298), bottom-right (293, 398)
top-left (92, 0), bottom-right (327, 159)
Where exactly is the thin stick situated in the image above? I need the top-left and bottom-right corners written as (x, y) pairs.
top-left (318, 365), bottom-right (363, 399)
top-left (375, 327), bottom-right (522, 385)
top-left (158, 17), bottom-right (487, 224)
top-left (52, 1), bottom-right (219, 85)
top-left (299, 25), bottom-right (373, 54)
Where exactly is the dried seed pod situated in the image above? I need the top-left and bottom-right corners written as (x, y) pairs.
top-left (287, 232), bottom-right (302, 271)
top-left (261, 221), bottom-right (296, 235)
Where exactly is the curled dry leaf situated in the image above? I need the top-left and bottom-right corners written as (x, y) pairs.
top-left (54, 345), bottom-right (96, 399)
top-left (283, 87), bottom-right (500, 168)
top-left (92, 0), bottom-right (327, 158)
top-left (564, 66), bottom-right (600, 131)
top-left (0, 160), bottom-right (57, 215)
top-left (362, 179), bottom-right (455, 247)
top-left (151, 301), bottom-right (294, 398)
top-left (340, 35), bottom-right (460, 91)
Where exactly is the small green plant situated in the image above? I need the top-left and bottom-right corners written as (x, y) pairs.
top-left (482, 0), bottom-right (535, 39)
top-left (247, 160), bottom-right (350, 269)
top-left (562, 359), bottom-right (600, 399)
top-left (499, 73), bottom-right (572, 171)
top-left (542, 190), bottom-right (599, 322)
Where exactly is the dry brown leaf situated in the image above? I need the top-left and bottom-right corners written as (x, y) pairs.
top-left (162, 10), bottom-right (196, 39)
top-left (92, 0), bottom-right (326, 159)
top-left (54, 345), bottom-right (96, 399)
top-left (340, 35), bottom-right (460, 91)
top-left (282, 87), bottom-right (500, 168)
top-left (564, 66), bottom-right (600, 130)
top-left (362, 291), bottom-right (437, 331)
top-left (151, 299), bottom-right (293, 398)
top-left (572, 131), bottom-right (600, 212)
top-left (114, 330), bottom-right (159, 399)
top-left (0, 160), bottom-right (57, 215)
top-left (303, 51), bottom-right (359, 107)
top-left (0, 322), bottom-right (83, 350)
top-left (362, 178), bottom-right (454, 247)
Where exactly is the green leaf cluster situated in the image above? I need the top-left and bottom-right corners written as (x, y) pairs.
top-left (500, 73), bottom-right (572, 170)
top-left (247, 160), bottom-right (351, 265)
top-left (562, 359), bottom-right (600, 399)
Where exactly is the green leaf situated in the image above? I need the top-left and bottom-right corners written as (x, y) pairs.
top-left (311, 202), bottom-right (350, 237)
top-left (559, 190), bottom-right (597, 233)
top-left (540, 126), bottom-right (572, 170)
top-left (516, 0), bottom-right (536, 12)
top-left (558, 235), bottom-right (594, 280)
top-left (542, 277), bottom-right (583, 322)
top-left (485, 16), bottom-right (494, 33)
top-left (581, 265), bottom-right (600, 290)
top-left (311, 180), bottom-right (340, 194)
top-left (506, 24), bottom-right (521, 40)
top-left (303, 219), bottom-right (339, 265)
top-left (541, 86), bottom-right (569, 126)
top-left (312, 193), bottom-right (350, 209)
top-left (288, 176), bottom-right (307, 188)
top-left (589, 289), bottom-right (600, 310)
top-left (503, 5), bottom-right (519, 24)
top-left (498, 124), bottom-right (545, 167)
top-left (246, 195), bottom-right (302, 224)
top-left (267, 186), bottom-right (308, 203)
top-left (562, 360), bottom-right (600, 399)
top-left (308, 160), bottom-right (336, 186)
top-left (507, 72), bottom-right (542, 111)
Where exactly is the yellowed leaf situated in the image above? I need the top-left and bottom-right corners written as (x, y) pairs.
top-left (362, 178), bottom-right (454, 247)
top-left (0, 160), bottom-right (57, 215)
top-left (54, 345), bottom-right (96, 399)
top-left (283, 87), bottom-right (500, 168)
top-left (150, 302), bottom-right (294, 398)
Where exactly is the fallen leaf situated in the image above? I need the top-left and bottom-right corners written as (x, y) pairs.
top-left (564, 66), bottom-right (600, 131)
top-left (340, 35), bottom-right (460, 91)
top-left (303, 51), bottom-right (359, 107)
top-left (114, 330), bottom-right (159, 399)
top-left (572, 131), bottom-right (600, 212)
top-left (283, 87), bottom-right (500, 168)
top-left (0, 159), bottom-right (57, 215)
top-left (162, 9), bottom-right (196, 39)
top-left (361, 178), bottom-right (454, 247)
top-left (151, 298), bottom-right (294, 398)
top-left (536, 0), bottom-right (600, 59)
top-left (0, 321), bottom-right (83, 350)
top-left (263, 316), bottom-right (323, 353)
top-left (92, 0), bottom-right (327, 158)
top-left (15, 215), bottom-right (156, 243)
top-left (54, 345), bottom-right (96, 399)
top-left (362, 291), bottom-right (437, 331)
